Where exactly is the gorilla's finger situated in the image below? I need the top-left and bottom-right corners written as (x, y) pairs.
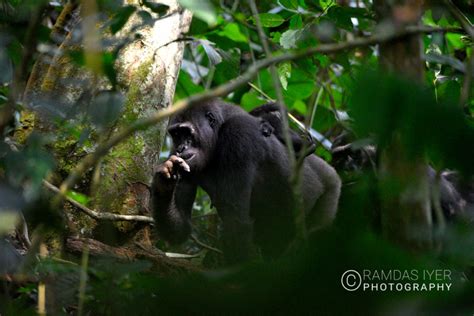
top-left (170, 156), bottom-right (191, 172)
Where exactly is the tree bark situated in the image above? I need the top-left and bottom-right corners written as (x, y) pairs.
top-left (22, 0), bottom-right (192, 241)
top-left (374, 0), bottom-right (433, 251)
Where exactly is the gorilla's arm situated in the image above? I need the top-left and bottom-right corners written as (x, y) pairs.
top-left (0, 239), bottom-right (21, 274)
top-left (151, 156), bottom-right (197, 244)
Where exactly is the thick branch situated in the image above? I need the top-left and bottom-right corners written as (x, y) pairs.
top-left (58, 25), bottom-right (463, 196)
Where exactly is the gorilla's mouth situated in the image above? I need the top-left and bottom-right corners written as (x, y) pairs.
top-left (179, 153), bottom-right (195, 162)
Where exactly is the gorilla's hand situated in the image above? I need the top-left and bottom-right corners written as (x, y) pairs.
top-left (153, 155), bottom-right (190, 193)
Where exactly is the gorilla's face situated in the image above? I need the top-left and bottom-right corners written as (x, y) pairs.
top-left (168, 104), bottom-right (222, 172)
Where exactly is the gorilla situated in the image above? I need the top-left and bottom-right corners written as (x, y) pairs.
top-left (249, 103), bottom-right (316, 158)
top-left (151, 99), bottom-right (341, 263)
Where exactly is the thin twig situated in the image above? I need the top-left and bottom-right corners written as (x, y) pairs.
top-left (56, 25), bottom-right (462, 197)
top-left (44, 180), bottom-right (154, 223)
top-left (191, 235), bottom-right (223, 254)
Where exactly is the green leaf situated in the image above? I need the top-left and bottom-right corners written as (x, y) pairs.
top-left (213, 48), bottom-right (240, 84)
top-left (179, 0), bottom-right (216, 26)
top-left (289, 14), bottom-right (303, 29)
top-left (271, 31), bottom-right (282, 43)
top-left (437, 79), bottom-right (461, 104)
top-left (241, 92), bottom-right (267, 111)
top-left (110, 5), bottom-right (136, 34)
top-left (102, 51), bottom-right (118, 88)
top-left (327, 6), bottom-right (353, 31)
top-left (279, 0), bottom-right (299, 10)
top-left (292, 99), bottom-right (307, 115)
top-left (218, 23), bottom-right (247, 43)
top-left (175, 71), bottom-right (204, 99)
top-left (319, 0), bottom-right (335, 10)
top-left (280, 29), bottom-right (302, 49)
top-left (446, 33), bottom-right (465, 50)
top-left (285, 82), bottom-right (315, 100)
top-left (251, 13), bottom-right (285, 28)
top-left (278, 62), bottom-right (292, 90)
top-left (312, 106), bottom-right (336, 132)
top-left (66, 191), bottom-right (90, 206)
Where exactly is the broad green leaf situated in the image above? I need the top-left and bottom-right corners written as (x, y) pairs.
top-left (289, 15), bottom-right (303, 29)
top-left (446, 33), bottom-right (465, 50)
top-left (218, 23), bottom-right (247, 43)
top-left (271, 31), bottom-right (282, 43)
top-left (292, 99), bottom-right (307, 115)
top-left (251, 13), bottom-right (285, 28)
top-left (278, 62), bottom-right (292, 90)
top-left (66, 191), bottom-right (90, 206)
top-left (285, 82), bottom-right (315, 100)
top-left (213, 48), bottom-right (240, 84)
top-left (102, 51), bottom-right (118, 88)
top-left (319, 0), bottom-right (335, 10)
top-left (312, 105), bottom-right (336, 132)
top-left (280, 29), bottom-right (302, 49)
top-left (327, 6), bottom-right (353, 31)
top-left (175, 71), bottom-right (204, 99)
top-left (437, 79), bottom-right (461, 104)
top-left (279, 0), bottom-right (299, 10)
top-left (179, 0), bottom-right (216, 26)
top-left (241, 92), bottom-right (267, 111)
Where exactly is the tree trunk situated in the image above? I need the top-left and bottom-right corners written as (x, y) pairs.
top-left (22, 0), bottom-right (192, 242)
top-left (374, 0), bottom-right (433, 251)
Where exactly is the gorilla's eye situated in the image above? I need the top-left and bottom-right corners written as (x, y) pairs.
top-left (205, 112), bottom-right (216, 128)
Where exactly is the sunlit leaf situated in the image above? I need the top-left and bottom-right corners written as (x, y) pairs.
top-left (66, 191), bottom-right (90, 206)
top-left (251, 13), bottom-right (285, 28)
top-left (280, 29), bottom-right (303, 48)
top-left (241, 92), bottom-right (267, 111)
top-left (278, 62), bottom-right (292, 90)
top-left (218, 23), bottom-right (247, 43)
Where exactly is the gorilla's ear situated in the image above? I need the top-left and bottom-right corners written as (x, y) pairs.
top-left (205, 111), bottom-right (217, 128)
